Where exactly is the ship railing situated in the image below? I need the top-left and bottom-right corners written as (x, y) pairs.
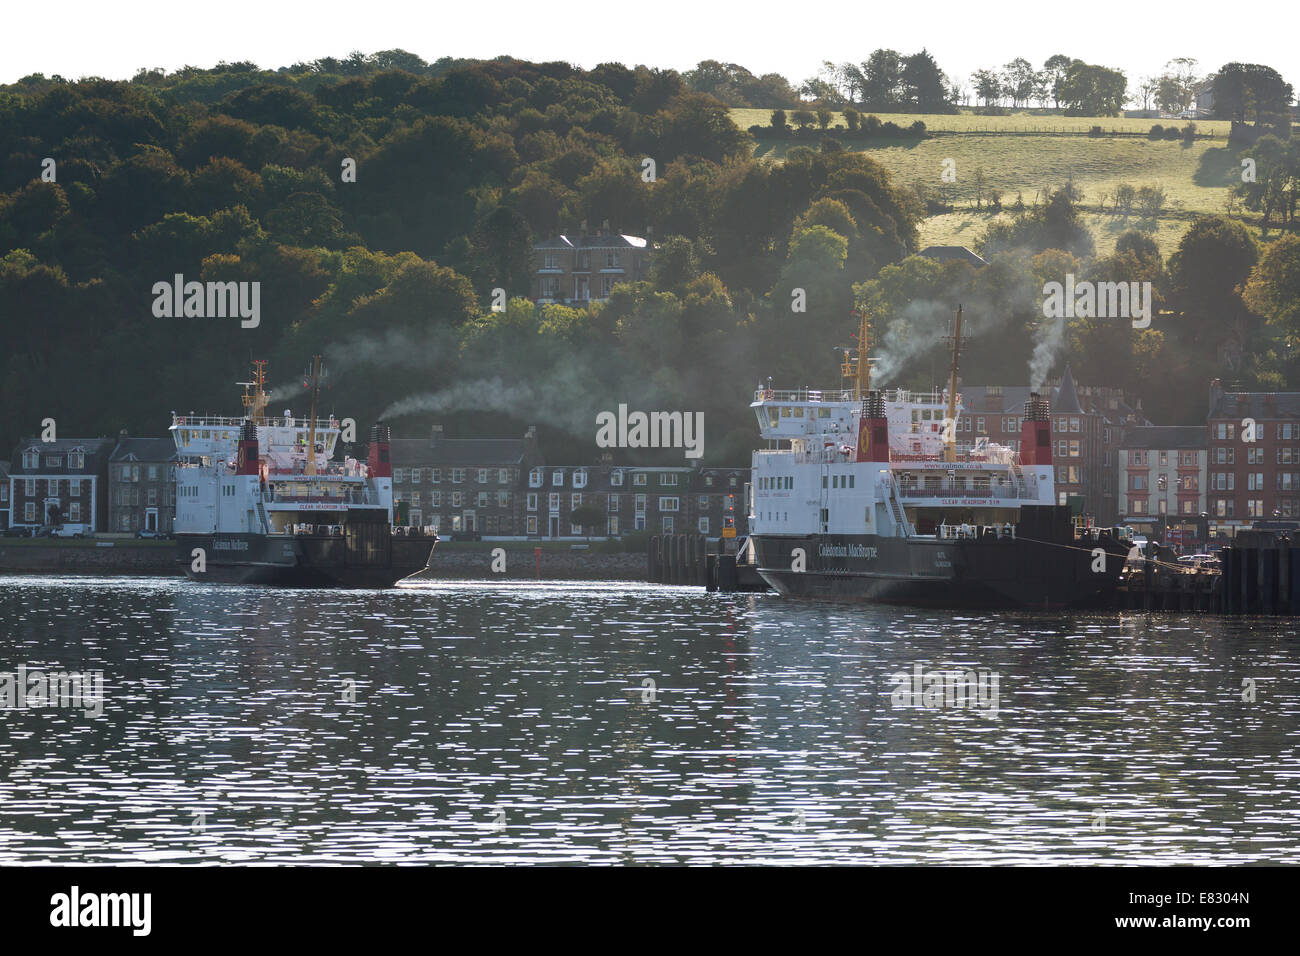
top-left (753, 387), bottom-right (855, 404)
top-left (171, 413), bottom-right (340, 430)
top-left (939, 522), bottom-right (1016, 540)
top-left (266, 489), bottom-right (381, 505)
top-left (897, 484), bottom-right (1036, 500)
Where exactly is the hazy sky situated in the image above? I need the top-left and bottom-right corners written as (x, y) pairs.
top-left (4, 0), bottom-right (1296, 92)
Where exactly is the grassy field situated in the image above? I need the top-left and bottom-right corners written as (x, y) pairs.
top-left (732, 109), bottom-right (1251, 257)
top-left (731, 108), bottom-right (1233, 136)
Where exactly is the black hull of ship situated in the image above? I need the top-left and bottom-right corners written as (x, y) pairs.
top-left (176, 531), bottom-right (434, 588)
top-left (751, 509), bottom-right (1130, 610)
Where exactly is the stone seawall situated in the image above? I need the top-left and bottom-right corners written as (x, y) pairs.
top-left (418, 548), bottom-right (648, 581)
top-left (0, 544), bottom-right (182, 576)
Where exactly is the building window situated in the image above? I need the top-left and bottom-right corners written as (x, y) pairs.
top-left (432, 469), bottom-right (442, 483)
top-left (1247, 448), bottom-right (1264, 464)
top-left (571, 493), bottom-right (582, 509)
top-left (432, 492), bottom-right (442, 507)
top-left (552, 470), bottom-right (564, 486)
top-left (25, 479), bottom-right (36, 497)
top-left (1248, 473), bottom-right (1265, 491)
top-left (47, 479), bottom-right (58, 496)
top-left (478, 492), bottom-right (489, 508)
top-left (1214, 422), bottom-right (1235, 441)
top-left (548, 493), bottom-right (560, 511)
top-left (498, 469), bottom-right (509, 484)
top-left (410, 468), bottom-right (421, 484)
top-left (529, 468), bottom-right (542, 487)
top-left (1130, 498), bottom-right (1146, 514)
top-left (607, 516), bottom-right (619, 536)
top-left (697, 495), bottom-right (709, 510)
top-left (498, 491), bottom-right (510, 507)
top-left (611, 469), bottom-right (624, 487)
top-left (633, 473), bottom-right (647, 486)
top-left (698, 517), bottom-right (709, 534)
top-left (659, 497), bottom-right (679, 512)
top-left (527, 516), bottom-right (538, 535)
top-left (69, 450), bottom-right (84, 469)
top-left (46, 455), bottom-right (62, 468)
top-left (635, 494), bottom-right (647, 513)
top-left (452, 468), bottom-right (465, 484)
top-left (25, 503), bottom-right (36, 522)
top-left (23, 449), bottom-right (39, 469)
top-left (608, 495), bottom-right (619, 512)
top-left (661, 516), bottom-right (674, 534)
top-left (478, 468), bottom-right (489, 484)
top-left (147, 488), bottom-right (157, 505)
top-left (527, 493), bottom-right (538, 511)
top-left (574, 470), bottom-right (587, 489)
top-left (1248, 500), bottom-right (1265, 517)
top-left (69, 478), bottom-right (81, 497)
top-left (452, 492), bottom-right (463, 507)
top-left (1279, 423), bottom-right (1299, 440)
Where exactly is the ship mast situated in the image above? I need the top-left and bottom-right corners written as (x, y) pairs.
top-left (239, 360), bottom-right (269, 424)
top-left (943, 305), bottom-right (966, 463)
top-left (303, 355), bottom-right (325, 477)
top-left (839, 308), bottom-right (873, 399)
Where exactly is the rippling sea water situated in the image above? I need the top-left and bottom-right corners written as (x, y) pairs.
top-left (0, 574), bottom-right (1297, 865)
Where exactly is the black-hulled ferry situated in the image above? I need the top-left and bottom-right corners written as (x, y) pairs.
top-left (172, 359), bottom-right (435, 587)
top-left (747, 309), bottom-right (1131, 608)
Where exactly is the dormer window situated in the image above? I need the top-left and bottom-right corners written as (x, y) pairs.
top-left (529, 467), bottom-right (543, 488)
top-left (573, 469), bottom-right (587, 489)
top-left (610, 469), bottom-right (624, 487)
top-left (23, 448), bottom-right (39, 469)
top-left (68, 449), bottom-right (84, 469)
top-left (552, 470), bottom-right (564, 486)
